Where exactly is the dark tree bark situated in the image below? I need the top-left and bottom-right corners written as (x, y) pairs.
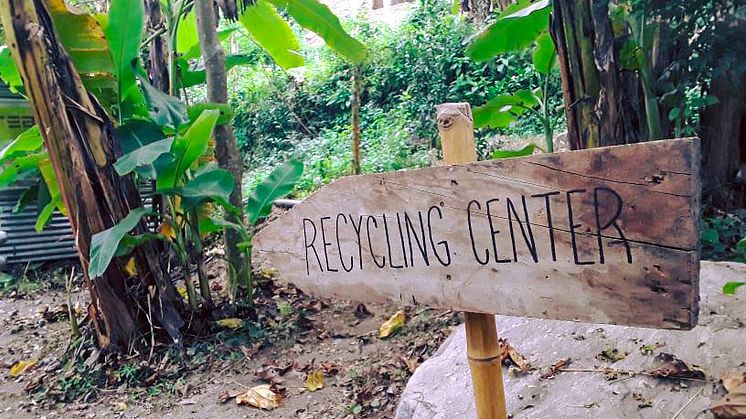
top-left (699, 72), bottom-right (746, 209)
top-left (193, 0), bottom-right (249, 292)
top-left (550, 0), bottom-right (644, 149)
top-left (145, 0), bottom-right (170, 93)
top-left (0, 0), bottom-right (184, 351)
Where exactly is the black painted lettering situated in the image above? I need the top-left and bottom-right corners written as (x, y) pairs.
top-left (531, 191), bottom-right (560, 262)
top-left (467, 200), bottom-right (489, 265)
top-left (336, 213), bottom-right (353, 272)
top-left (319, 216), bottom-right (338, 272)
top-left (303, 218), bottom-right (323, 274)
top-left (348, 214), bottom-right (365, 270)
top-left (427, 206), bottom-right (451, 266)
top-left (486, 198), bottom-right (511, 264)
top-left (383, 214), bottom-right (403, 269)
top-left (395, 213), bottom-right (409, 268)
top-left (404, 211), bottom-right (430, 267)
top-left (593, 187), bottom-right (633, 264)
top-left (506, 196), bottom-right (538, 263)
top-left (366, 216), bottom-right (386, 268)
top-left (566, 189), bottom-right (594, 265)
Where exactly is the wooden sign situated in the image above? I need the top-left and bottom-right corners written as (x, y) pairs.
top-left (254, 138), bottom-right (700, 330)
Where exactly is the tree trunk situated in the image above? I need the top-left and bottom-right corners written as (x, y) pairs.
top-left (145, 0), bottom-right (169, 93)
top-left (0, 0), bottom-right (184, 351)
top-left (351, 65), bottom-right (362, 175)
top-left (550, 0), bottom-right (645, 149)
top-left (699, 72), bottom-right (746, 210)
top-left (193, 0), bottom-right (249, 291)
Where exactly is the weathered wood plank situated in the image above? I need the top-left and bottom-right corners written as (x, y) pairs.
top-left (254, 138), bottom-right (701, 330)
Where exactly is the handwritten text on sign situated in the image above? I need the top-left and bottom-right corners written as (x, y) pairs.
top-left (302, 187), bottom-right (632, 275)
top-left (255, 139), bottom-right (700, 330)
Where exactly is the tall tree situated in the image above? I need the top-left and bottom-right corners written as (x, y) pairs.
top-left (549, 0), bottom-right (644, 149)
top-left (193, 0), bottom-right (249, 293)
top-left (0, 0), bottom-right (184, 350)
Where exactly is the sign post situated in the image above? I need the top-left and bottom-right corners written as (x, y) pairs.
top-left (253, 106), bottom-right (700, 418)
top-left (436, 102), bottom-right (506, 419)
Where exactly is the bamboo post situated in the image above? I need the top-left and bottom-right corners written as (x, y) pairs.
top-left (436, 103), bottom-right (508, 419)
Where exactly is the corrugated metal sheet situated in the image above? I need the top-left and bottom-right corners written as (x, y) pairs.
top-left (0, 182), bottom-right (77, 263)
top-left (0, 181), bottom-right (155, 265)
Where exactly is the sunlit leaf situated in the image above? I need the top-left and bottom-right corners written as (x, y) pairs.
top-left (239, 0), bottom-right (304, 69)
top-left (187, 103), bottom-right (235, 126)
top-left (177, 11), bottom-right (201, 60)
top-left (723, 282), bottom-right (745, 296)
top-left (532, 31), bottom-right (556, 74)
top-left (473, 91), bottom-right (537, 128)
top-left (0, 126), bottom-right (42, 162)
top-left (105, 0), bottom-right (143, 103)
top-left (379, 310), bottom-right (405, 338)
top-left (0, 47), bottom-right (23, 93)
top-left (268, 0), bottom-right (367, 63)
top-left (491, 144), bottom-right (537, 159)
top-left (235, 384), bottom-right (282, 409)
top-left (124, 257), bottom-right (137, 277)
top-left (466, 0), bottom-right (551, 63)
top-left (216, 318), bottom-right (243, 328)
top-left (156, 109), bottom-right (220, 189)
top-left (89, 207), bottom-right (152, 278)
top-left (306, 370), bottom-right (324, 391)
top-left (9, 360), bottom-right (36, 377)
top-left (246, 160), bottom-right (303, 224)
top-left (47, 0), bottom-right (117, 102)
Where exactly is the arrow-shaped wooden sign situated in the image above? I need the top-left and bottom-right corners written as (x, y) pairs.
top-left (254, 138), bottom-right (700, 330)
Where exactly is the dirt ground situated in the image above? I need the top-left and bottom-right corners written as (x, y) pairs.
top-left (0, 260), bottom-right (461, 419)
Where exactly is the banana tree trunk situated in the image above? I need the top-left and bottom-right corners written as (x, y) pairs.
top-left (0, 0), bottom-right (184, 351)
top-left (550, 0), bottom-right (645, 149)
top-left (193, 0), bottom-right (250, 291)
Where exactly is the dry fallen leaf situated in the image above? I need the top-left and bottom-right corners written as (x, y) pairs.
top-left (158, 221), bottom-right (176, 240)
top-left (722, 372), bottom-right (746, 392)
top-left (596, 347), bottom-right (628, 363)
top-left (124, 257), bottom-right (137, 277)
top-left (498, 338), bottom-right (531, 373)
top-left (710, 383), bottom-right (746, 418)
top-left (218, 389), bottom-right (243, 403)
top-left (645, 352), bottom-right (705, 380)
top-left (541, 358), bottom-right (571, 379)
top-left (236, 384), bottom-right (282, 409)
top-left (379, 310), bottom-right (405, 338)
top-left (306, 370), bottom-right (324, 392)
top-left (9, 360), bottom-right (36, 377)
top-left (111, 401), bottom-right (128, 412)
top-left (216, 318), bottom-right (243, 329)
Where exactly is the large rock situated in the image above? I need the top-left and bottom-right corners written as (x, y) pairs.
top-left (396, 261), bottom-right (746, 419)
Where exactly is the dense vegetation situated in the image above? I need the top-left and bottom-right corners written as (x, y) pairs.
top-left (226, 3), bottom-right (565, 193)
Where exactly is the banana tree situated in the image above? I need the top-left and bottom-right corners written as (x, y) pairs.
top-left (465, 0), bottom-right (558, 153)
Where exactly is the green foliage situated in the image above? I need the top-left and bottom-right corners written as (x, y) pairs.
top-left (232, 1), bottom-right (564, 191)
top-left (104, 0), bottom-right (143, 107)
top-left (723, 281), bottom-right (745, 296)
top-left (239, 0), bottom-right (304, 69)
top-left (465, 0), bottom-right (551, 62)
top-left (268, 0), bottom-right (367, 63)
top-left (155, 109), bottom-right (219, 189)
top-left (246, 159), bottom-right (304, 224)
top-left (491, 143), bottom-right (536, 159)
top-left (701, 211), bottom-right (746, 262)
top-left (466, 0), bottom-right (557, 152)
top-left (0, 47), bottom-right (23, 93)
top-left (113, 137), bottom-right (173, 176)
top-left (89, 207), bottom-right (153, 278)
top-left (138, 74), bottom-right (190, 130)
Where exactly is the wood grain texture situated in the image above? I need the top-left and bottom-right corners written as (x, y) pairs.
top-left (254, 138), bottom-right (701, 330)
